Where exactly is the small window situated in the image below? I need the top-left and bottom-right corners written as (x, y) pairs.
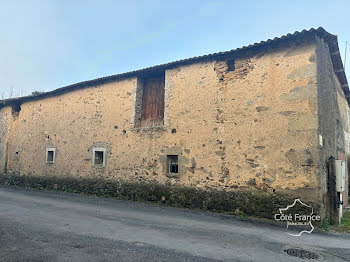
top-left (46, 148), bottom-right (56, 164)
top-left (47, 151), bottom-right (54, 162)
top-left (92, 148), bottom-right (106, 167)
top-left (95, 151), bottom-right (104, 165)
top-left (167, 155), bottom-right (178, 174)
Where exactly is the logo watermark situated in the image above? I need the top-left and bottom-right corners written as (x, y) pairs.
top-left (274, 199), bottom-right (321, 236)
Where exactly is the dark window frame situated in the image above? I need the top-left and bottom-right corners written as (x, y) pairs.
top-left (94, 151), bottom-right (104, 165)
top-left (167, 155), bottom-right (179, 174)
top-left (92, 147), bottom-right (106, 167)
top-left (45, 147), bottom-right (56, 164)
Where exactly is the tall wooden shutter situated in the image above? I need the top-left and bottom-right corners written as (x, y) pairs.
top-left (141, 77), bottom-right (165, 127)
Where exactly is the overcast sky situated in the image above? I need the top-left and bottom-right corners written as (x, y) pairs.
top-left (1, 0), bottom-right (349, 98)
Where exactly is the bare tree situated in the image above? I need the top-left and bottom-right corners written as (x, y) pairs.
top-left (8, 86), bottom-right (14, 99)
top-left (0, 86), bottom-right (29, 100)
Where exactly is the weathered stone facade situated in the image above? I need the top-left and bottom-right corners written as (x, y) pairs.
top-left (316, 35), bottom-right (350, 213)
top-left (0, 28), bottom-right (348, 220)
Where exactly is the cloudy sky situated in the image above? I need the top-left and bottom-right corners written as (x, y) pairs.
top-left (1, 0), bottom-right (349, 98)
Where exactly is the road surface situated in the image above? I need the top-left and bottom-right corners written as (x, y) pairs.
top-left (0, 186), bottom-right (349, 261)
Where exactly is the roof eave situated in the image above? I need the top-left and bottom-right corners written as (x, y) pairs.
top-left (0, 27), bottom-right (349, 107)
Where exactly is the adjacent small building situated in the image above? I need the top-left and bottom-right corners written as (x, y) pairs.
top-left (0, 27), bottom-right (349, 222)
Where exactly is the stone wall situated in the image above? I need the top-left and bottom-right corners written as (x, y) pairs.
top-left (0, 36), bottom-right (324, 218)
top-left (211, 36), bottom-right (319, 205)
top-left (316, 35), bottom-right (350, 216)
top-left (0, 106), bottom-right (11, 173)
top-left (337, 94), bottom-right (350, 207)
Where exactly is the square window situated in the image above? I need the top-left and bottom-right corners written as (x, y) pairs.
top-left (167, 155), bottom-right (178, 174)
top-left (92, 148), bottom-right (106, 167)
top-left (46, 148), bottom-right (56, 164)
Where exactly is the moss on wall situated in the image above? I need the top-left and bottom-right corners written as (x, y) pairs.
top-left (0, 172), bottom-right (320, 220)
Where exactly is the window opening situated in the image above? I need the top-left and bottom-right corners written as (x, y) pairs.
top-left (167, 155), bottom-right (178, 174)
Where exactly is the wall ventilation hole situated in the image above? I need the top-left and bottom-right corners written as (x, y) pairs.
top-left (284, 248), bottom-right (319, 260)
top-left (226, 59), bottom-right (235, 72)
top-left (11, 102), bottom-right (21, 117)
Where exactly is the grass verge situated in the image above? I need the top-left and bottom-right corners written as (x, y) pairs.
top-left (325, 209), bottom-right (350, 233)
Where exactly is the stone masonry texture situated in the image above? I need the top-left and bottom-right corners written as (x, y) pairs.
top-left (0, 30), bottom-right (349, 220)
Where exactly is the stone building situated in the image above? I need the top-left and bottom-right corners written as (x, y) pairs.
top-left (0, 27), bottom-right (349, 221)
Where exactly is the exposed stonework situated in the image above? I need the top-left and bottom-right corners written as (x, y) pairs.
top-left (316, 35), bottom-right (350, 214)
top-left (163, 69), bottom-right (175, 128)
top-left (280, 84), bottom-right (317, 100)
top-left (0, 107), bottom-right (11, 173)
top-left (0, 29), bottom-right (348, 221)
top-left (130, 78), bottom-right (142, 128)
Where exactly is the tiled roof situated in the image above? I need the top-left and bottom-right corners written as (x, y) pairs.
top-left (0, 27), bottom-right (348, 107)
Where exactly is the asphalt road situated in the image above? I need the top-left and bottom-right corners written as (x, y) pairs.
top-left (0, 186), bottom-right (349, 262)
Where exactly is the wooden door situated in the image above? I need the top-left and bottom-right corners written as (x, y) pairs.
top-left (141, 77), bottom-right (165, 127)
